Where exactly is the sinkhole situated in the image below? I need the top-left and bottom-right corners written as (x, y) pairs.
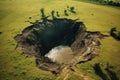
top-left (14, 18), bottom-right (105, 74)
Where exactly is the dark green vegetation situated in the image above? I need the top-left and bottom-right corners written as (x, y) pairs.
top-left (76, 0), bottom-right (120, 7)
top-left (40, 6), bottom-right (76, 19)
top-left (110, 27), bottom-right (120, 41)
top-left (93, 63), bottom-right (119, 80)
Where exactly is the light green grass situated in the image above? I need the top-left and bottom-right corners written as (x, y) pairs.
top-left (0, 0), bottom-right (120, 80)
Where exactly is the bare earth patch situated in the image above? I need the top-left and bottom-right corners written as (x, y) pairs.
top-left (14, 18), bottom-right (106, 75)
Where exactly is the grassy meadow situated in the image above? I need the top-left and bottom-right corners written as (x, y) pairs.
top-left (0, 0), bottom-right (120, 80)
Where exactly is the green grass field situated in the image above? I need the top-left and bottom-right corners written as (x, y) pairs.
top-left (0, 0), bottom-right (120, 80)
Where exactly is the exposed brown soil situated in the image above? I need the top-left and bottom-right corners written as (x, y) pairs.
top-left (14, 18), bottom-right (106, 75)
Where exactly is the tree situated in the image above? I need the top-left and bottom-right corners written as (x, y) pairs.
top-left (40, 8), bottom-right (45, 18)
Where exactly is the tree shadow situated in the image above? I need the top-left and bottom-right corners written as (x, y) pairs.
top-left (105, 63), bottom-right (119, 80)
top-left (69, 6), bottom-right (76, 14)
top-left (51, 10), bottom-right (57, 19)
top-left (106, 69), bottom-right (119, 80)
top-left (93, 63), bottom-right (108, 80)
top-left (64, 10), bottom-right (69, 16)
top-left (40, 8), bottom-right (46, 18)
top-left (110, 27), bottom-right (120, 41)
top-left (0, 32), bottom-right (2, 34)
top-left (56, 11), bottom-right (60, 17)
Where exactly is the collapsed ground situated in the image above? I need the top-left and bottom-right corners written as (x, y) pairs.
top-left (0, 0), bottom-right (120, 80)
top-left (14, 18), bottom-right (106, 74)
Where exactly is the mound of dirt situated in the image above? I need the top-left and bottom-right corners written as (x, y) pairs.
top-left (14, 18), bottom-right (105, 75)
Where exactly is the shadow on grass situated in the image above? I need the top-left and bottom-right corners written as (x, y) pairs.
top-left (70, 6), bottom-right (76, 14)
top-left (93, 63), bottom-right (108, 80)
top-left (64, 10), bottom-right (69, 16)
top-left (107, 70), bottom-right (119, 80)
top-left (110, 27), bottom-right (120, 41)
top-left (0, 32), bottom-right (2, 34)
top-left (105, 63), bottom-right (119, 80)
